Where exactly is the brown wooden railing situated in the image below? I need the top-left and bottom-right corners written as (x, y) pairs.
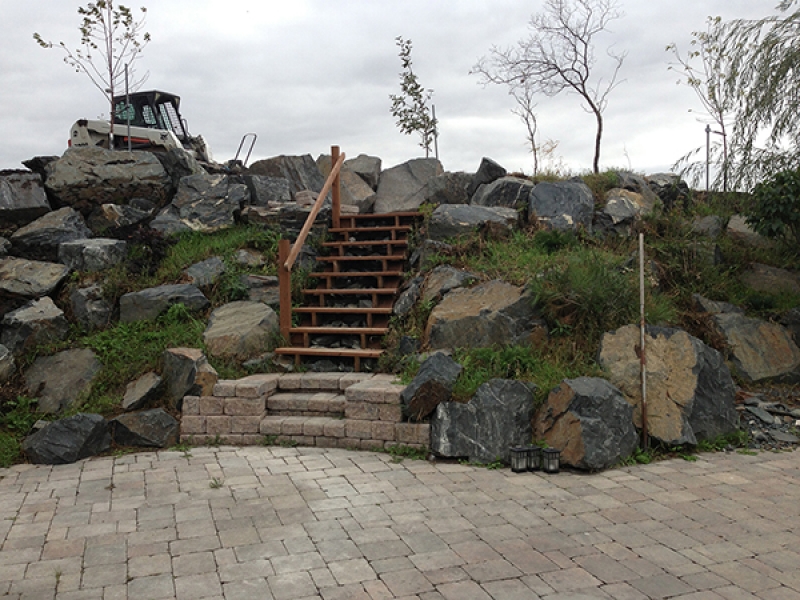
top-left (278, 145), bottom-right (345, 339)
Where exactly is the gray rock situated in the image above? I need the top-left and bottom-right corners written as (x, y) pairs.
top-left (471, 176), bottom-right (534, 211)
top-left (0, 257), bottom-right (71, 305)
top-left (234, 249), bottom-right (265, 268)
top-left (161, 347), bottom-right (218, 409)
top-left (239, 274), bottom-right (279, 307)
top-left (426, 280), bottom-right (544, 350)
top-left (317, 155), bottom-right (377, 213)
top-left (87, 203), bottom-right (153, 235)
top-left (393, 277), bottom-right (423, 317)
top-left (409, 240), bottom-right (453, 270)
top-left (741, 263), bottom-right (800, 295)
top-left (156, 147), bottom-right (205, 190)
top-left (58, 238), bottom-right (127, 272)
top-left (1, 297), bottom-right (69, 355)
top-left (148, 204), bottom-right (192, 236)
top-left (171, 173), bottom-right (248, 232)
top-left (427, 204), bottom-right (519, 241)
top-left (248, 154), bottom-right (326, 197)
top-left (373, 158), bottom-right (444, 213)
top-left (344, 154), bottom-right (382, 190)
top-left (535, 377), bottom-right (638, 471)
top-left (111, 408), bottom-right (178, 448)
top-left (712, 313), bottom-right (800, 383)
top-left (122, 371), bottom-right (163, 411)
top-left (401, 353), bottom-right (463, 421)
top-left (424, 172), bottom-right (472, 206)
top-left (598, 325), bottom-right (739, 445)
top-left (0, 170), bottom-right (50, 226)
top-left (119, 284), bottom-right (209, 322)
top-left (614, 171), bottom-right (660, 212)
top-left (22, 413), bottom-right (110, 465)
top-left (0, 237), bottom-right (9, 257)
top-left (184, 256), bottom-right (226, 287)
top-left (646, 172), bottom-right (690, 211)
top-left (745, 405), bottom-right (778, 425)
top-left (44, 147), bottom-right (171, 213)
top-left (691, 215), bottom-right (724, 238)
top-left (780, 308), bottom-right (800, 348)
top-left (25, 349), bottom-right (102, 414)
top-left (691, 294), bottom-right (744, 316)
top-left (422, 266), bottom-right (477, 303)
top-left (243, 175), bottom-right (292, 206)
top-left (203, 301), bottom-right (279, 360)
top-left (70, 284), bottom-right (113, 330)
top-left (595, 188), bottom-right (649, 235)
top-left (10, 207), bottom-right (93, 261)
top-left (431, 379), bottom-right (536, 464)
top-left (0, 344), bottom-right (15, 383)
top-left (528, 181), bottom-right (594, 232)
top-left (467, 157), bottom-right (507, 199)
top-left (727, 215), bottom-right (772, 248)
top-left (240, 204), bottom-right (329, 241)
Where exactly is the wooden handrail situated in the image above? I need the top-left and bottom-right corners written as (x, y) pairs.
top-left (283, 147), bottom-right (345, 272)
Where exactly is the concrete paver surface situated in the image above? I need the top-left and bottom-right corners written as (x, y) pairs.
top-left (1, 446), bottom-right (799, 599)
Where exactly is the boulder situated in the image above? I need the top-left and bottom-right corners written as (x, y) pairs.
top-left (70, 284), bottom-right (113, 330)
top-left (422, 266), bottom-right (478, 303)
top-left (373, 158), bottom-right (444, 213)
top-left (426, 280), bottom-right (544, 350)
top-left (471, 176), bottom-right (534, 211)
top-left (431, 379), bottom-right (536, 464)
top-left (149, 204), bottom-right (191, 236)
top-left (727, 215), bottom-right (772, 248)
top-left (240, 204), bottom-right (329, 241)
top-left (243, 175), bottom-right (292, 206)
top-left (393, 276), bottom-right (423, 317)
top-left (427, 204), bottom-right (519, 241)
top-left (156, 147), bottom-right (205, 190)
top-left (691, 215), bottom-right (724, 239)
top-left (691, 294), bottom-right (744, 316)
top-left (598, 325), bottom-right (739, 445)
top-left (89, 199), bottom-right (155, 233)
top-left (1, 297), bottom-right (69, 355)
top-left (22, 413), bottom-right (110, 465)
top-left (184, 256), bottom-right (226, 287)
top-left (317, 155), bottom-right (377, 213)
top-left (0, 237), bottom-right (9, 257)
top-left (111, 408), bottom-right (178, 448)
top-left (409, 240), bottom-right (453, 270)
top-left (528, 181), bottom-right (594, 233)
top-left (234, 249), bottom-right (265, 268)
top-left (58, 238), bottom-right (127, 272)
top-left (424, 172), bottom-right (472, 206)
top-left (0, 170), bottom-right (50, 226)
top-left (646, 172), bottom-right (690, 211)
top-left (25, 348), bottom-right (102, 414)
top-left (534, 377), bottom-right (638, 471)
top-left (248, 154), bottom-right (326, 197)
top-left (44, 147), bottom-right (171, 213)
top-left (401, 353), bottom-right (463, 421)
top-left (122, 371), bottom-right (163, 411)
top-left (344, 154), bottom-right (382, 190)
top-left (595, 189), bottom-right (649, 235)
top-left (741, 263), bottom-right (800, 295)
top-left (0, 257), bottom-right (71, 309)
top-left (239, 274), bottom-right (280, 307)
top-left (467, 157), bottom-right (506, 199)
top-left (614, 171), bottom-right (660, 212)
top-left (171, 173), bottom-right (248, 232)
top-left (203, 301), bottom-right (279, 360)
top-left (711, 313), bottom-right (800, 383)
top-left (10, 207), bottom-right (93, 262)
top-left (161, 347), bottom-right (218, 409)
top-left (119, 284), bottom-right (209, 322)
top-left (0, 344), bottom-right (15, 383)
top-left (780, 308), bottom-right (800, 348)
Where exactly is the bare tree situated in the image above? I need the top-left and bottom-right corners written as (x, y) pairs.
top-left (510, 85), bottom-right (541, 176)
top-left (473, 0), bottom-right (626, 174)
top-left (35, 1), bottom-right (150, 150)
top-left (667, 17), bottom-right (733, 191)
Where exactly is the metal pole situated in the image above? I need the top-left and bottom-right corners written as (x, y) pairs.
top-left (639, 232), bottom-right (649, 450)
top-left (432, 104), bottom-right (439, 161)
top-left (125, 64), bottom-right (131, 152)
top-left (705, 124), bottom-right (710, 192)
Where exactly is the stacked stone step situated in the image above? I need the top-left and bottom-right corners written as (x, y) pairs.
top-left (179, 372), bottom-right (430, 450)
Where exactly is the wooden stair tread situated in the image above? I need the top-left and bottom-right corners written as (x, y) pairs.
top-left (316, 254), bottom-right (406, 262)
top-left (273, 347), bottom-right (384, 358)
top-left (340, 211), bottom-right (421, 220)
top-left (290, 326), bottom-right (388, 335)
top-left (302, 287), bottom-right (398, 295)
top-left (308, 271), bottom-right (403, 278)
top-left (293, 307), bottom-right (393, 314)
top-left (329, 225), bottom-right (412, 234)
top-left (322, 240), bottom-right (408, 248)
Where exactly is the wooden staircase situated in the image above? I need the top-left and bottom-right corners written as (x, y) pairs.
top-left (273, 149), bottom-right (420, 372)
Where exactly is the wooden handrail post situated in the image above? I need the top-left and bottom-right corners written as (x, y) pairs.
top-left (331, 145), bottom-right (341, 229)
top-left (278, 239), bottom-right (292, 340)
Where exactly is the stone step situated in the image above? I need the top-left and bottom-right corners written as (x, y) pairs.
top-left (267, 391), bottom-right (346, 417)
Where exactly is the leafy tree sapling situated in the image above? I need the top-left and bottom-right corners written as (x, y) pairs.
top-left (389, 37), bottom-right (437, 158)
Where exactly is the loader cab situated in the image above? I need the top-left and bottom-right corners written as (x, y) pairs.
top-left (113, 90), bottom-right (190, 142)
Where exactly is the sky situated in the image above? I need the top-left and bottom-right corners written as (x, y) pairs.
top-left (0, 0), bottom-right (775, 179)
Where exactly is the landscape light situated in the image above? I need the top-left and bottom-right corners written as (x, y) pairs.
top-left (542, 448), bottom-right (561, 474)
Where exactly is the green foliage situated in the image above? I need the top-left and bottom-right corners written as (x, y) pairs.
top-left (0, 433), bottom-right (21, 469)
top-left (389, 37), bottom-right (437, 155)
top-left (209, 477), bottom-right (224, 489)
top-left (384, 444), bottom-right (428, 463)
top-left (745, 168), bottom-right (800, 244)
top-left (581, 170), bottom-right (620, 201)
top-left (0, 396), bottom-right (41, 435)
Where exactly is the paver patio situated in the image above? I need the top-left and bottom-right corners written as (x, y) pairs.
top-left (1, 446), bottom-right (799, 599)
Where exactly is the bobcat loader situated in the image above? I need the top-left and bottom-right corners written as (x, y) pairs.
top-left (68, 90), bottom-right (213, 162)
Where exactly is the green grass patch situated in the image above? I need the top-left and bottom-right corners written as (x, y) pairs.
top-left (0, 433), bottom-right (21, 468)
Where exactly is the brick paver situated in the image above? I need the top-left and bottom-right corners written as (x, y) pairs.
top-left (0, 447), bottom-right (798, 598)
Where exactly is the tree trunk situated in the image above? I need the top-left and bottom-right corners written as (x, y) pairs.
top-left (593, 109), bottom-right (603, 174)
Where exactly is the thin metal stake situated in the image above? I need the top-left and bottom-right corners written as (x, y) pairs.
top-left (639, 232), bottom-right (649, 449)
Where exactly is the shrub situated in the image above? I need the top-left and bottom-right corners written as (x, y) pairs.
top-left (745, 168), bottom-right (800, 243)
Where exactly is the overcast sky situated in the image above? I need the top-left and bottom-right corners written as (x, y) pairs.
top-left (0, 1), bottom-right (774, 179)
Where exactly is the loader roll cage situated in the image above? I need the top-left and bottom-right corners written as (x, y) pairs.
top-left (113, 90), bottom-right (190, 142)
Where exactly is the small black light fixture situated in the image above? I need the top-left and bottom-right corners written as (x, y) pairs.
top-left (527, 446), bottom-right (542, 471)
top-left (510, 446), bottom-right (528, 473)
top-left (542, 448), bottom-right (561, 474)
